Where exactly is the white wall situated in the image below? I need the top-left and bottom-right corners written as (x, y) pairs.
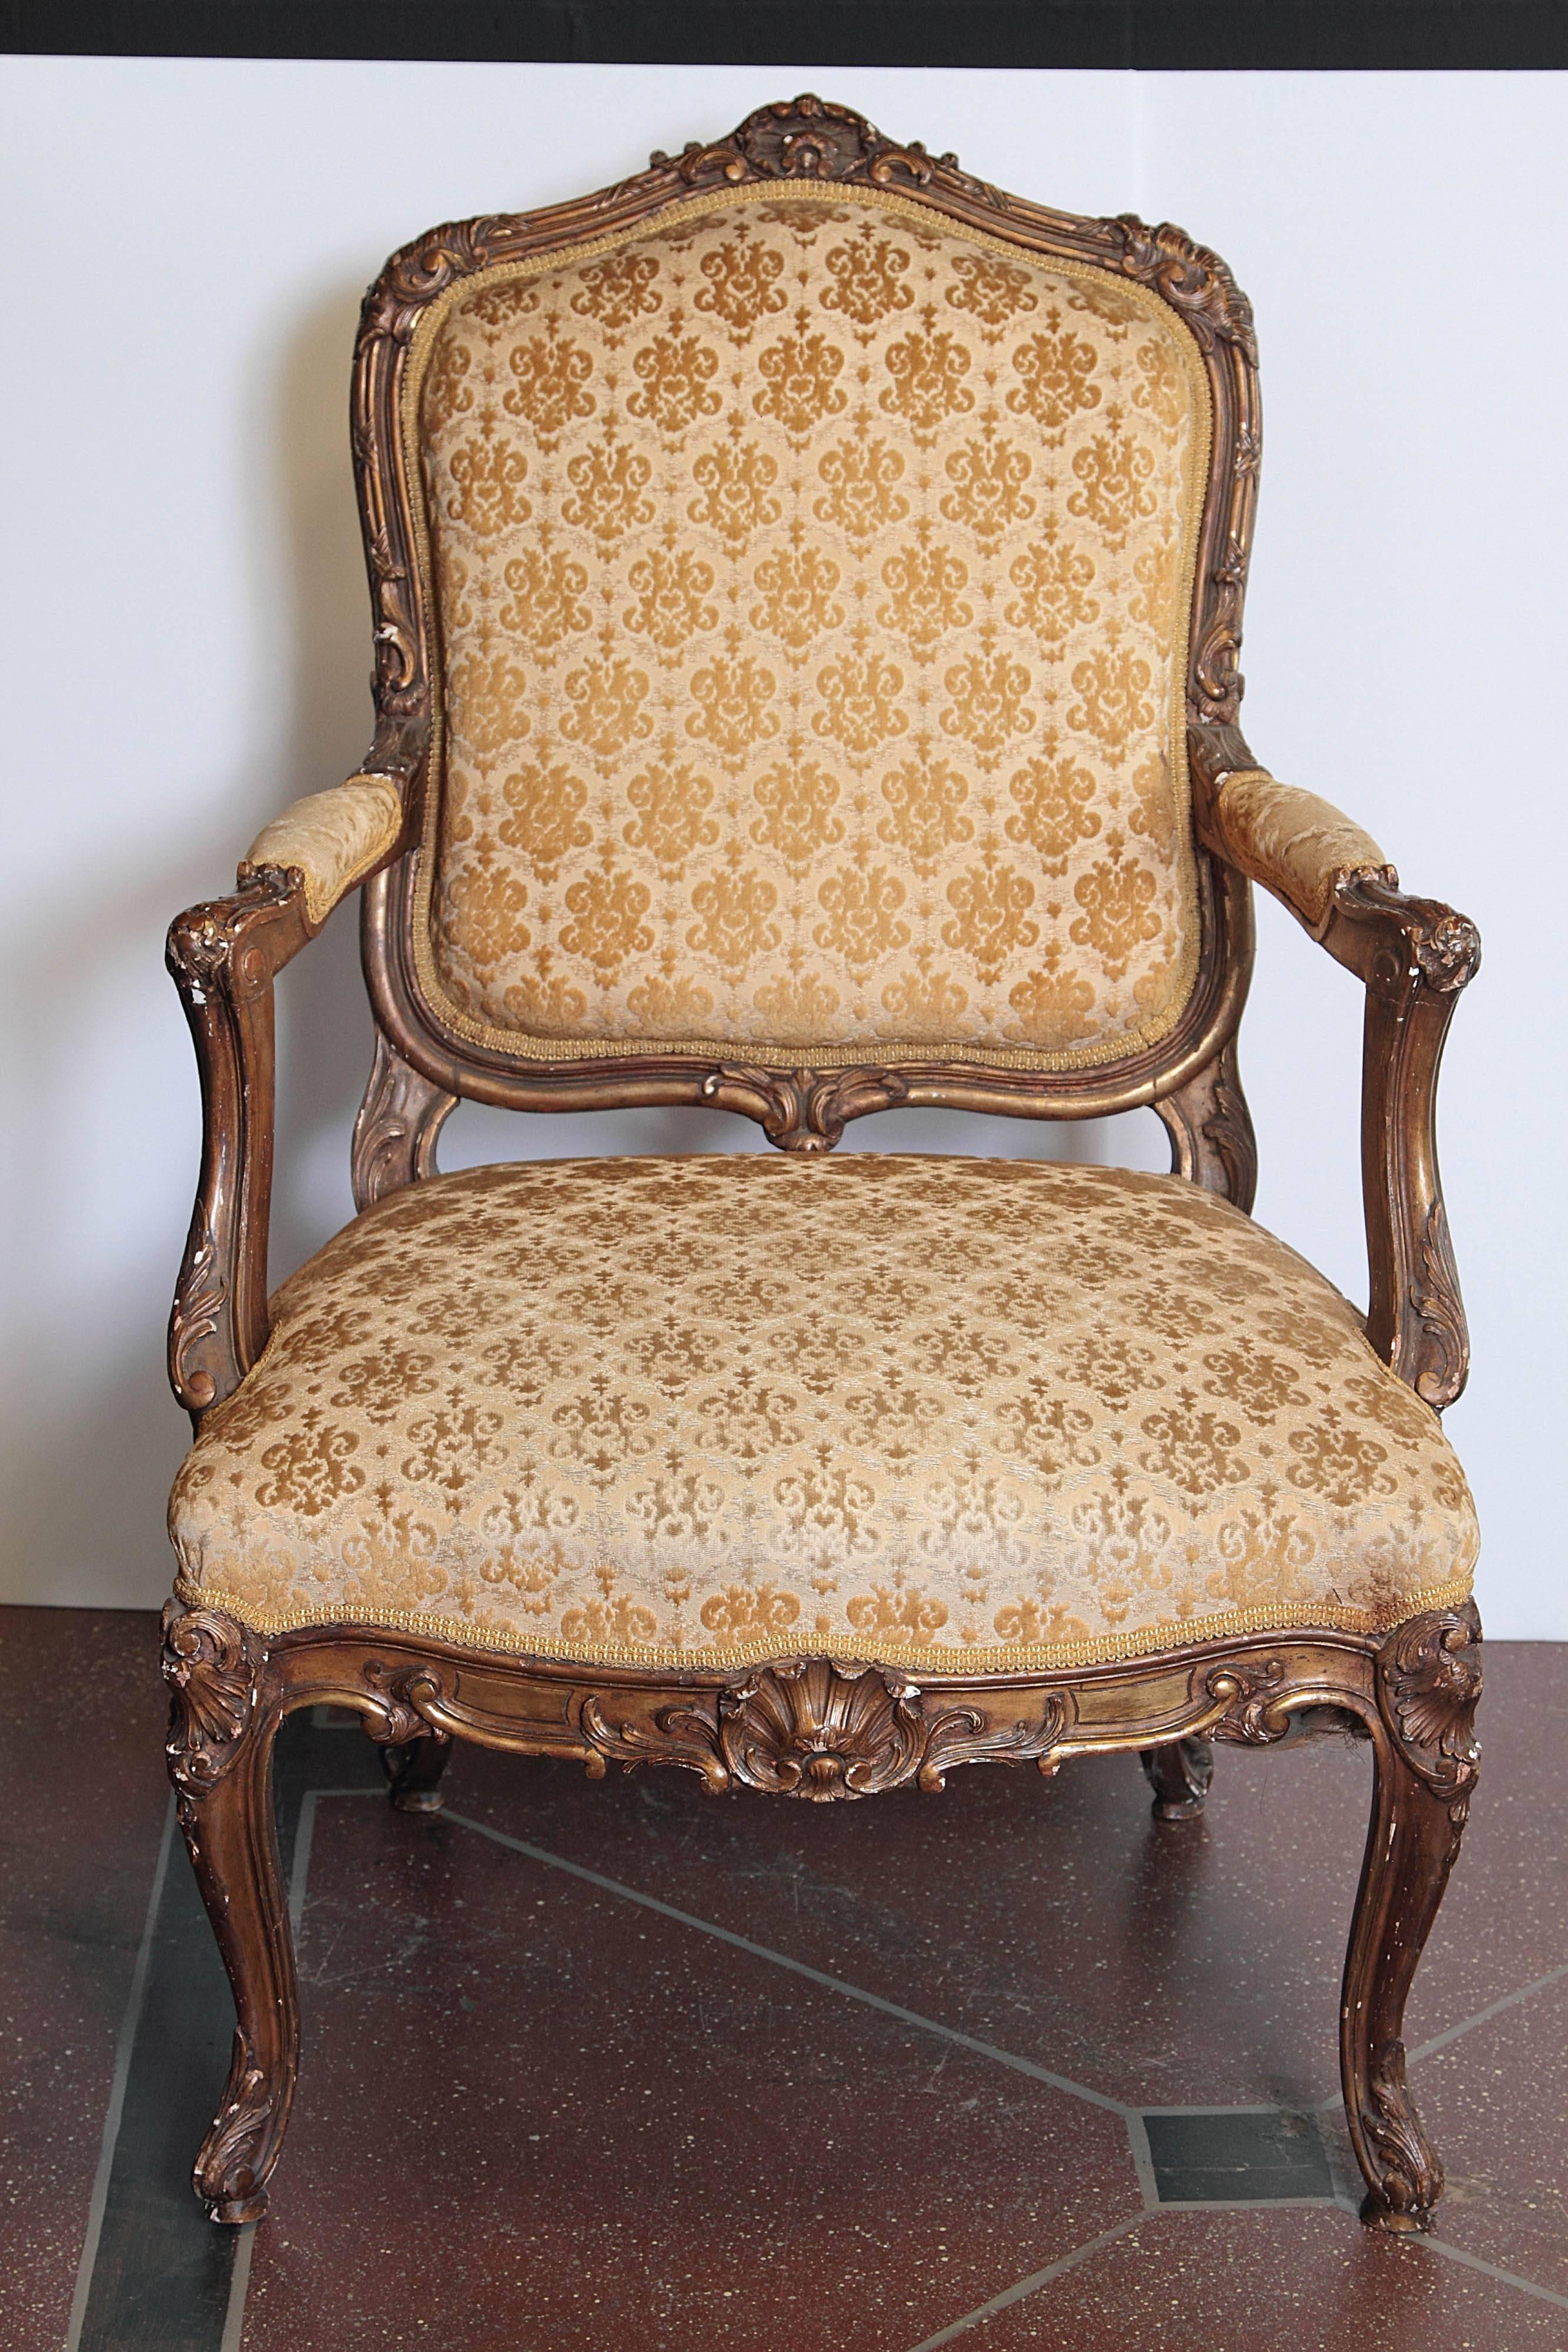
top-left (2, 61), bottom-right (1562, 1631)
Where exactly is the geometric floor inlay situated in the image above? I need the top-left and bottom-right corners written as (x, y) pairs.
top-left (35, 1653), bottom-right (1568, 2352)
top-left (1142, 2107), bottom-right (1335, 2203)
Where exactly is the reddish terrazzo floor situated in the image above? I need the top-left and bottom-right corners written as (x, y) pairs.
top-left (0, 1608), bottom-right (169, 2350)
top-left (4, 1611), bottom-right (1566, 2352)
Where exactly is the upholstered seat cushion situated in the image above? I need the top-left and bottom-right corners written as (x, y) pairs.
top-left (169, 1155), bottom-right (1476, 1672)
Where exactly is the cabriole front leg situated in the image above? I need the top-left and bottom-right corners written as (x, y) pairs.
top-left (162, 1601), bottom-right (298, 2224)
top-left (1342, 1603), bottom-right (1482, 2231)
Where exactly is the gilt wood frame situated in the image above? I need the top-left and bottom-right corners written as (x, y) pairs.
top-left (167, 93), bottom-right (1477, 1421)
top-left (161, 95), bottom-right (1485, 2247)
top-left (348, 92), bottom-right (1262, 1142)
top-left (164, 1594), bottom-right (1482, 2235)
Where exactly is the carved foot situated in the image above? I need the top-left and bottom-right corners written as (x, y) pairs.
top-left (380, 1729), bottom-right (453, 1813)
top-left (196, 2029), bottom-right (280, 2223)
top-left (163, 1602), bottom-right (298, 2227)
top-left (1356, 2029), bottom-right (1441, 2232)
top-left (1140, 1735), bottom-right (1213, 1822)
top-left (1342, 1603), bottom-right (1480, 2232)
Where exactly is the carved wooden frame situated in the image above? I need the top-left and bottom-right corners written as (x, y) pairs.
top-left (162, 95), bottom-right (1485, 2247)
top-left (165, 1595), bottom-right (1481, 2234)
top-left (347, 92), bottom-right (1263, 1157)
top-left (166, 92), bottom-right (1477, 1421)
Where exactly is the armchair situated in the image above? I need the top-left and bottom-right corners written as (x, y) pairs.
top-left (162, 95), bottom-right (1482, 2250)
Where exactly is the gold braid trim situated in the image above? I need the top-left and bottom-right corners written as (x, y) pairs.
top-left (174, 1569), bottom-right (1475, 1676)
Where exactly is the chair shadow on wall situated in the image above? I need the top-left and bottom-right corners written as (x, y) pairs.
top-left (9, 273), bottom-right (1165, 1618)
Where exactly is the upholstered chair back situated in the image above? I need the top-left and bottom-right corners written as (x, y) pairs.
top-left (409, 183), bottom-right (1211, 1068)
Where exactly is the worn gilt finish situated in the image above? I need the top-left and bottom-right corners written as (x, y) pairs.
top-left (162, 1596), bottom-right (1480, 2230)
top-left (164, 98), bottom-right (1482, 2246)
top-left (350, 85), bottom-right (1261, 1137)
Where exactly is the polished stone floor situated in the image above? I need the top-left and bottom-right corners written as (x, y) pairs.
top-left (4, 1606), bottom-right (1566, 2351)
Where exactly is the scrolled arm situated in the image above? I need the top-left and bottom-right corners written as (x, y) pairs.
top-left (1323, 872), bottom-right (1480, 1411)
top-left (166, 774), bottom-right (409, 1422)
top-left (1194, 741), bottom-right (1480, 1409)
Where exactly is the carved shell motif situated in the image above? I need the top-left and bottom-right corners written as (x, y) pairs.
top-left (162, 1600), bottom-right (265, 1803)
top-left (718, 1658), bottom-right (927, 1799)
top-left (1378, 1602), bottom-right (1482, 1801)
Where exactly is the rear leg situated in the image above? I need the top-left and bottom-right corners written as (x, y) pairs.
top-left (380, 1728), bottom-right (454, 1813)
top-left (1140, 1735), bottom-right (1214, 1822)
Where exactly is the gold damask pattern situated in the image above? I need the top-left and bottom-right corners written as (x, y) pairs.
top-left (169, 1157), bottom-right (1476, 1669)
top-left (409, 185), bottom-right (1209, 1065)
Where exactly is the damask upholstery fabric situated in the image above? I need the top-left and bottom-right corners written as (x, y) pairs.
top-left (244, 777), bottom-right (403, 927)
top-left (1212, 771), bottom-right (1392, 939)
top-left (407, 183), bottom-right (1210, 1067)
top-left (169, 1155), bottom-right (1476, 1672)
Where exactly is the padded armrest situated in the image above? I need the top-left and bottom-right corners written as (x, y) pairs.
top-left (1211, 769), bottom-right (1396, 940)
top-left (240, 774), bottom-right (404, 928)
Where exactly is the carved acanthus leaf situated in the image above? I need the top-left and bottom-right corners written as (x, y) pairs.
top-left (1206, 1654), bottom-right (1290, 1745)
top-left (360, 1659), bottom-right (447, 1746)
top-left (195, 2029), bottom-right (274, 2214)
top-left (1155, 1041), bottom-right (1256, 1214)
top-left (579, 1693), bottom-right (731, 1791)
top-left (1410, 1200), bottom-right (1469, 1411)
top-left (1362, 2039), bottom-right (1444, 2221)
top-left (1376, 1603), bottom-right (1482, 1807)
top-left (168, 1212), bottom-right (227, 1411)
top-left (700, 1063), bottom-right (910, 1152)
top-left (364, 222), bottom-right (493, 340)
top-left (162, 1601), bottom-right (266, 1804)
top-left (1107, 216), bottom-right (1258, 362)
top-left (352, 1034), bottom-right (457, 1211)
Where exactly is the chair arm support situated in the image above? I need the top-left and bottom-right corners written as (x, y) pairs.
top-left (166, 776), bottom-right (411, 1424)
top-left (1324, 872), bottom-right (1482, 1411)
top-left (1193, 746), bottom-right (1481, 1410)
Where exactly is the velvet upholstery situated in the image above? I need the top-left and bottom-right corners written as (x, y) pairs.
top-left (170, 1155), bottom-right (1476, 1672)
top-left (243, 777), bottom-right (404, 927)
top-left (1212, 771), bottom-right (1393, 939)
top-left (406, 183), bottom-right (1212, 1067)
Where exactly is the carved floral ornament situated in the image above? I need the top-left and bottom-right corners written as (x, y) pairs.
top-left (162, 1601), bottom-right (266, 1805)
top-left (163, 1609), bottom-right (1476, 1817)
top-left (653, 93), bottom-right (964, 196)
top-left (1333, 871), bottom-right (1483, 996)
top-left (1378, 1599), bottom-right (1482, 1805)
